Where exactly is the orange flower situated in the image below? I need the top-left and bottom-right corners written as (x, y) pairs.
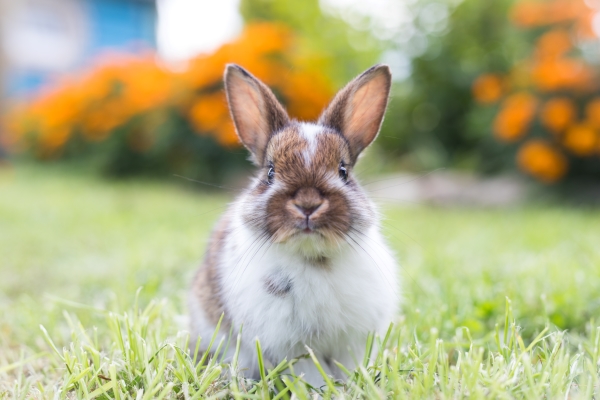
top-left (510, 2), bottom-right (545, 27)
top-left (214, 120), bottom-right (239, 147)
top-left (80, 99), bottom-right (130, 140)
top-left (472, 74), bottom-right (504, 104)
top-left (119, 58), bottom-right (173, 112)
top-left (37, 126), bottom-right (71, 156)
top-left (517, 139), bottom-right (567, 183)
top-left (535, 29), bottom-right (572, 60)
top-left (183, 23), bottom-right (292, 90)
top-left (279, 70), bottom-right (333, 120)
top-left (540, 97), bottom-right (576, 133)
top-left (493, 92), bottom-right (538, 141)
top-left (189, 92), bottom-right (229, 132)
top-left (563, 123), bottom-right (598, 155)
top-left (1, 107), bottom-right (28, 150)
top-left (584, 98), bottom-right (600, 128)
top-left (510, 0), bottom-right (590, 28)
top-left (531, 59), bottom-right (595, 92)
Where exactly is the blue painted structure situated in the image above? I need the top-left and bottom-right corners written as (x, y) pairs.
top-left (83, 0), bottom-right (156, 57)
top-left (7, 0), bottom-right (157, 95)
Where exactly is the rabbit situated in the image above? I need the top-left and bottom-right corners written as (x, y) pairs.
top-left (189, 63), bottom-right (400, 386)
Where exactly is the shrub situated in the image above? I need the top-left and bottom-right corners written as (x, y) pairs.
top-left (474, 0), bottom-right (600, 183)
top-left (377, 0), bottom-right (523, 173)
top-left (2, 23), bottom-right (334, 181)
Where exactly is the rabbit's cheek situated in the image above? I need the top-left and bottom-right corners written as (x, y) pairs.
top-left (322, 193), bottom-right (352, 230)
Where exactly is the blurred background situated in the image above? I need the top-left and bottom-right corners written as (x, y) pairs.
top-left (1, 0), bottom-right (600, 197)
top-left (2, 3), bottom-right (600, 393)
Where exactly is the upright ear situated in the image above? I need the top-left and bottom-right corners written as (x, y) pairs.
top-left (224, 64), bottom-right (290, 165)
top-left (318, 64), bottom-right (391, 162)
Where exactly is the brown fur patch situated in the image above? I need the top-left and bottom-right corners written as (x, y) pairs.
top-left (262, 125), bottom-right (353, 242)
top-left (263, 271), bottom-right (293, 297)
top-left (314, 131), bottom-right (352, 167)
top-left (192, 216), bottom-right (230, 327)
top-left (265, 124), bottom-right (306, 168)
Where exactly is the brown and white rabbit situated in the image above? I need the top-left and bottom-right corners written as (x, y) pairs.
top-left (189, 64), bottom-right (399, 385)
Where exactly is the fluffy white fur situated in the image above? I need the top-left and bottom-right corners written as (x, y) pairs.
top-left (189, 198), bottom-right (399, 386)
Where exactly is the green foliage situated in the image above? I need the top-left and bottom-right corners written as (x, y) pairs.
top-left (2, 165), bottom-right (600, 397)
top-left (240, 0), bottom-right (383, 86)
top-left (380, 0), bottom-right (525, 172)
top-left (61, 112), bottom-right (249, 182)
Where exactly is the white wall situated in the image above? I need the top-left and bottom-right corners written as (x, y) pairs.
top-left (1, 0), bottom-right (87, 73)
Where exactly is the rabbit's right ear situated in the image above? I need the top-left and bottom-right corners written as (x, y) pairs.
top-left (224, 64), bottom-right (290, 165)
top-left (318, 65), bottom-right (391, 163)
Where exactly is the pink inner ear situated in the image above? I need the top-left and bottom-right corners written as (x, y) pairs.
top-left (225, 65), bottom-right (290, 164)
top-left (345, 73), bottom-right (389, 149)
top-left (229, 80), bottom-right (267, 151)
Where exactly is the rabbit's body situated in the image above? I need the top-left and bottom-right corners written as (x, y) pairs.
top-left (189, 66), bottom-right (399, 384)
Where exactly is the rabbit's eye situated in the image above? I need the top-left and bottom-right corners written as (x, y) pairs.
top-left (339, 162), bottom-right (348, 182)
top-left (267, 164), bottom-right (275, 184)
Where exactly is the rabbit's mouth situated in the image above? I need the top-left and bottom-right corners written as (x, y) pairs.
top-left (300, 217), bottom-right (318, 233)
top-left (271, 204), bottom-right (352, 244)
top-left (280, 226), bottom-right (344, 258)
top-left (296, 223), bottom-right (321, 236)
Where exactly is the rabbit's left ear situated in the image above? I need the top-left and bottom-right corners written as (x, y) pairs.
top-left (224, 64), bottom-right (290, 165)
top-left (319, 65), bottom-right (391, 162)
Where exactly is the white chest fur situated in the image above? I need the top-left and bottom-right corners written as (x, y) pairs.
top-left (219, 214), bottom-right (399, 363)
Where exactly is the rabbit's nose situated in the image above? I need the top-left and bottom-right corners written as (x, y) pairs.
top-left (295, 204), bottom-right (321, 216)
top-left (293, 187), bottom-right (323, 217)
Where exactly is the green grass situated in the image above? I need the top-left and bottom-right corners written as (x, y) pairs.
top-left (1, 164), bottom-right (599, 399)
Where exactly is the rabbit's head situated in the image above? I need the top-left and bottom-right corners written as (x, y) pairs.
top-left (224, 64), bottom-right (391, 257)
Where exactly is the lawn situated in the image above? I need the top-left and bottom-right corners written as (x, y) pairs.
top-left (1, 164), bottom-right (599, 399)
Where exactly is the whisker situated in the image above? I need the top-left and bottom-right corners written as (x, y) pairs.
top-left (230, 232), bottom-right (272, 295)
top-left (349, 227), bottom-right (424, 296)
top-left (353, 147), bottom-right (405, 181)
top-left (379, 219), bottom-right (423, 250)
top-left (363, 168), bottom-right (446, 189)
top-left (369, 197), bottom-right (427, 206)
top-left (193, 203), bottom-right (232, 219)
top-left (173, 174), bottom-right (240, 192)
top-left (223, 231), bottom-right (269, 285)
top-left (343, 231), bottom-right (399, 299)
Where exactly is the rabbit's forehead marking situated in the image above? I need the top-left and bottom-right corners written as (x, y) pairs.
top-left (299, 123), bottom-right (321, 165)
top-left (266, 124), bottom-right (350, 172)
